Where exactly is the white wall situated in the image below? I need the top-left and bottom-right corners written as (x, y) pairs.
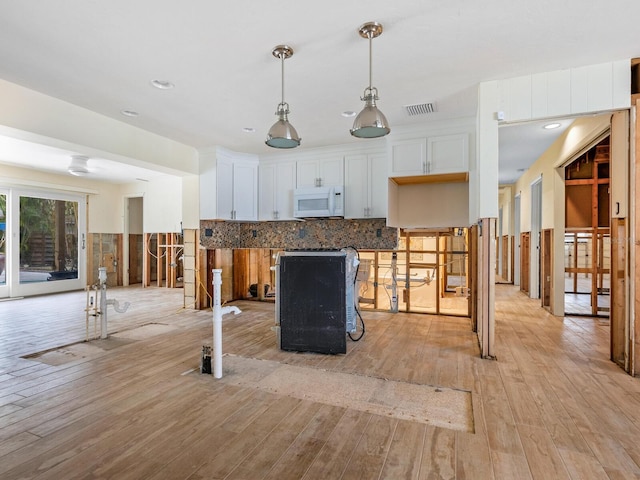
top-left (497, 60), bottom-right (630, 123)
top-left (474, 81), bottom-right (500, 221)
top-left (120, 177), bottom-right (184, 233)
top-left (181, 174), bottom-right (200, 229)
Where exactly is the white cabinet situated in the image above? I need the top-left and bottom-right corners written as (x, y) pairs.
top-left (259, 160), bottom-right (296, 220)
top-left (390, 133), bottom-right (468, 177)
top-left (390, 138), bottom-right (427, 176)
top-left (426, 133), bottom-right (468, 174)
top-left (344, 153), bottom-right (387, 219)
top-left (200, 149), bottom-right (258, 221)
top-left (216, 156), bottom-right (258, 221)
top-left (296, 156), bottom-right (344, 188)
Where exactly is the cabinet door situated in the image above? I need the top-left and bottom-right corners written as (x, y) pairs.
top-left (296, 160), bottom-right (319, 188)
top-left (319, 156), bottom-right (344, 187)
top-left (426, 133), bottom-right (468, 174)
top-left (297, 157), bottom-right (344, 188)
top-left (275, 161), bottom-right (297, 220)
top-left (390, 138), bottom-right (426, 176)
top-left (232, 161), bottom-right (258, 221)
top-left (368, 154), bottom-right (388, 218)
top-left (258, 163), bottom-right (277, 220)
top-left (216, 156), bottom-right (234, 219)
top-left (344, 154), bottom-right (368, 218)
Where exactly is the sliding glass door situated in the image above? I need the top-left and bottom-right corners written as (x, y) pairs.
top-left (0, 190), bottom-right (7, 298)
top-left (2, 188), bottom-right (86, 298)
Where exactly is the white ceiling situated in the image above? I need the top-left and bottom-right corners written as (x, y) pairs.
top-left (0, 1), bottom-right (638, 184)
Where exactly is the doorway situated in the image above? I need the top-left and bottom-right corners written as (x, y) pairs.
top-left (513, 193), bottom-right (521, 287)
top-left (530, 177), bottom-right (542, 299)
top-left (563, 138), bottom-right (610, 317)
top-left (125, 196), bottom-right (144, 285)
top-left (0, 188), bottom-right (86, 298)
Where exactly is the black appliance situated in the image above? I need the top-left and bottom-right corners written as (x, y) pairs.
top-left (276, 251), bottom-right (347, 354)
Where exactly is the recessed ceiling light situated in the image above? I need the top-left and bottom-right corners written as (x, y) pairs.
top-left (242, 127), bottom-right (256, 133)
top-left (150, 79), bottom-right (174, 90)
top-left (120, 109), bottom-right (139, 117)
top-left (342, 111), bottom-right (356, 118)
top-left (543, 122), bottom-right (561, 129)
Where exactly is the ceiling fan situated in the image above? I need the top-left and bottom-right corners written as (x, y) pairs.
top-left (67, 155), bottom-right (90, 176)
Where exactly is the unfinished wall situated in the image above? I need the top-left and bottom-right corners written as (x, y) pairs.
top-left (87, 233), bottom-right (122, 287)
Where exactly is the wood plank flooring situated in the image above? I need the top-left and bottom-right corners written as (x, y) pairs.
top-left (0, 284), bottom-right (639, 479)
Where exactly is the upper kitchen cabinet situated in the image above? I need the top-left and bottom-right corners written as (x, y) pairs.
top-left (259, 159), bottom-right (297, 220)
top-left (389, 138), bottom-right (427, 176)
top-left (389, 133), bottom-right (469, 177)
top-left (296, 155), bottom-right (344, 188)
top-left (344, 153), bottom-right (387, 219)
top-left (427, 133), bottom-right (469, 174)
top-left (199, 147), bottom-right (258, 221)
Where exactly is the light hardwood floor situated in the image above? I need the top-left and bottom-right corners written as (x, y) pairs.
top-left (0, 284), bottom-right (639, 479)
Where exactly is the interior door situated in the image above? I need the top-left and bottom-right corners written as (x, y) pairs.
top-left (520, 232), bottom-right (530, 294)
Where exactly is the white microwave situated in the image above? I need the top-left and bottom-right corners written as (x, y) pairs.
top-left (293, 186), bottom-right (344, 218)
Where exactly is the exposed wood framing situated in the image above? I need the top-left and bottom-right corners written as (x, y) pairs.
top-left (634, 99), bottom-right (640, 375)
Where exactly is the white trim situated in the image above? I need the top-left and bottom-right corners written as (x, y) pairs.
top-left (0, 176), bottom-right (99, 195)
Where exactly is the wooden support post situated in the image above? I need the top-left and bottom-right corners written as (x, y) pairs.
top-left (116, 234), bottom-right (123, 286)
top-left (143, 233), bottom-right (151, 288)
top-left (633, 98), bottom-right (640, 375)
top-left (157, 233), bottom-right (163, 288)
top-left (478, 218), bottom-right (496, 359)
top-left (167, 233), bottom-right (174, 288)
top-left (469, 226), bottom-right (477, 331)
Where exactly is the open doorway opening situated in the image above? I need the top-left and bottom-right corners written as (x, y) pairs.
top-left (564, 138), bottom-right (610, 317)
top-left (530, 177), bottom-right (542, 299)
top-left (126, 196), bottom-right (144, 286)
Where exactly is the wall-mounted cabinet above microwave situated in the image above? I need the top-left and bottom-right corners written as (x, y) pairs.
top-left (293, 186), bottom-right (344, 218)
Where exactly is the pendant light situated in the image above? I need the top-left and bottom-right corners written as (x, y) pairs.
top-left (350, 22), bottom-right (390, 138)
top-left (266, 45), bottom-right (301, 148)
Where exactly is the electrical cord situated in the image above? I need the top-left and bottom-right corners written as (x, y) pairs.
top-left (345, 246), bottom-right (365, 342)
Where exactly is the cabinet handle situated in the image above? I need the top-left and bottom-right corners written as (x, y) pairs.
top-left (615, 202), bottom-right (620, 215)
top-left (422, 161), bottom-right (427, 174)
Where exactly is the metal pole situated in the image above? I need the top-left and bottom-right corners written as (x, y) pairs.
top-left (98, 267), bottom-right (108, 339)
top-left (212, 269), bottom-right (223, 379)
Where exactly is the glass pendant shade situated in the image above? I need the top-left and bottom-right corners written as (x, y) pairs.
top-left (351, 21), bottom-right (390, 139)
top-left (266, 102), bottom-right (300, 148)
top-left (266, 45), bottom-right (301, 149)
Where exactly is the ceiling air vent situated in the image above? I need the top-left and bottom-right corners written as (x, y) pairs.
top-left (404, 102), bottom-right (437, 116)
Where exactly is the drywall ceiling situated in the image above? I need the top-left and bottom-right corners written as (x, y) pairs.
top-left (0, 1), bottom-right (638, 183)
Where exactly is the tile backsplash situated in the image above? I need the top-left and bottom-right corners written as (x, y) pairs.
top-left (200, 218), bottom-right (397, 250)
